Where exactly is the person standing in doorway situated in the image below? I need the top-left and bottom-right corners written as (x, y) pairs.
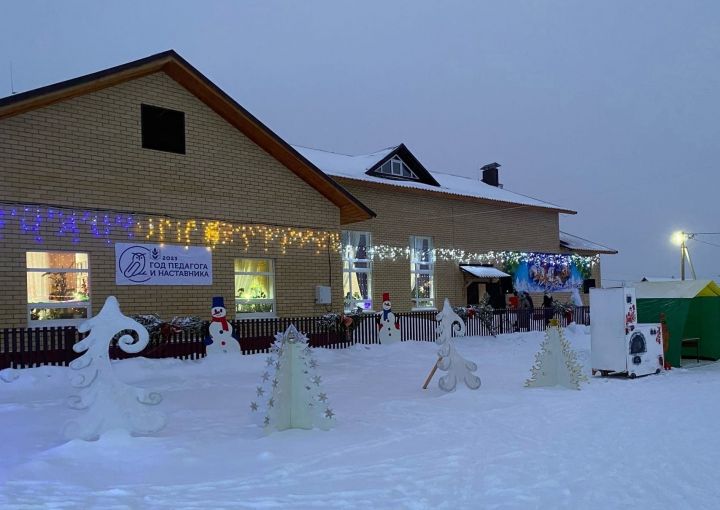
top-left (542, 292), bottom-right (554, 327)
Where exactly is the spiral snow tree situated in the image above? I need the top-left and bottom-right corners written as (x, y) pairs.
top-left (435, 298), bottom-right (481, 392)
top-left (65, 296), bottom-right (165, 440)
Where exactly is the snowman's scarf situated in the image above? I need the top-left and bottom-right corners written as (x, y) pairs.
top-left (382, 308), bottom-right (391, 321)
top-left (212, 316), bottom-right (229, 331)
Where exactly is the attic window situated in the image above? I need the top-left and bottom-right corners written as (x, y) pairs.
top-left (141, 104), bottom-right (186, 154)
top-left (376, 156), bottom-right (418, 179)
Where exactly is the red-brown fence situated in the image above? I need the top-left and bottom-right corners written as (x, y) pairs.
top-left (0, 307), bottom-right (589, 368)
top-left (0, 327), bottom-right (206, 370)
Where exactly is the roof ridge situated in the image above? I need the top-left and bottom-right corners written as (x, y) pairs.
top-left (292, 143), bottom-right (399, 158)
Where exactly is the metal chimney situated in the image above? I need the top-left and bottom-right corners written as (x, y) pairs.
top-left (481, 162), bottom-right (501, 187)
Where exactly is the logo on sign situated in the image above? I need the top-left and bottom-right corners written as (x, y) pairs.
top-left (118, 245), bottom-right (152, 283)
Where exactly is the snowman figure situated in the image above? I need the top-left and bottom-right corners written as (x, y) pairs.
top-left (377, 292), bottom-right (400, 344)
top-left (205, 296), bottom-right (240, 354)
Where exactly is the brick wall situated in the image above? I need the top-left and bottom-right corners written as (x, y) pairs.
top-left (0, 71), bottom-right (342, 326)
top-left (336, 178), bottom-right (600, 312)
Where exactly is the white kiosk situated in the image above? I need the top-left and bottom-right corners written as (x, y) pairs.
top-left (590, 287), bottom-right (663, 378)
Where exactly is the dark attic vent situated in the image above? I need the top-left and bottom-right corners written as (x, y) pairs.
top-left (481, 162), bottom-right (501, 187)
top-left (141, 104), bottom-right (186, 154)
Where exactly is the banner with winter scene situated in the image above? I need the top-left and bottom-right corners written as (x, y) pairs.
top-left (511, 253), bottom-right (585, 293)
top-left (115, 243), bottom-right (212, 285)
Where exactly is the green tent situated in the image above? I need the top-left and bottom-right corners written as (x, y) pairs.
top-left (635, 280), bottom-right (720, 367)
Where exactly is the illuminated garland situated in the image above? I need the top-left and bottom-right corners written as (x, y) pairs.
top-left (0, 203), bottom-right (599, 268)
top-left (138, 218), bottom-right (339, 253)
top-left (350, 244), bottom-right (598, 278)
top-left (0, 203), bottom-right (340, 253)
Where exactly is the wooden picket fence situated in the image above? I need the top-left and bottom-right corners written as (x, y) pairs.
top-left (0, 306), bottom-right (589, 369)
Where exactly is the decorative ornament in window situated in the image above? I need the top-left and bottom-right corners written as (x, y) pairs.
top-left (342, 231), bottom-right (373, 312)
top-left (26, 251), bottom-right (91, 326)
top-left (235, 258), bottom-right (275, 317)
top-left (410, 236), bottom-right (434, 309)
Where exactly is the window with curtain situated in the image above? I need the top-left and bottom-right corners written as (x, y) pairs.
top-left (342, 231), bottom-right (372, 312)
top-left (410, 236), bottom-right (434, 309)
top-left (234, 258), bottom-right (275, 317)
top-left (26, 251), bottom-right (91, 325)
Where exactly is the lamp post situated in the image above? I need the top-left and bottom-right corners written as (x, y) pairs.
top-left (671, 231), bottom-right (696, 280)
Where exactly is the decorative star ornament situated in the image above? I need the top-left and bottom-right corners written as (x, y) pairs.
top-left (250, 401), bottom-right (258, 412)
top-left (256, 386), bottom-right (265, 397)
top-left (324, 408), bottom-right (335, 419)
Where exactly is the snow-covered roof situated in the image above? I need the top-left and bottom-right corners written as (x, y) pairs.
top-left (294, 145), bottom-right (576, 214)
top-left (460, 265), bottom-right (511, 279)
top-left (560, 231), bottom-right (617, 254)
top-left (634, 280), bottom-right (720, 299)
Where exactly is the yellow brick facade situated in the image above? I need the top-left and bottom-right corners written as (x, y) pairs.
top-left (0, 67), bottom-right (603, 328)
top-left (0, 71), bottom-right (343, 327)
top-left (337, 179), bottom-right (601, 311)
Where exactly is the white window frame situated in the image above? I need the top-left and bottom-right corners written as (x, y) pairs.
top-left (410, 235), bottom-right (435, 310)
top-left (377, 156), bottom-right (418, 179)
top-left (26, 251), bottom-right (92, 327)
top-left (342, 231), bottom-right (373, 313)
top-left (234, 258), bottom-right (276, 319)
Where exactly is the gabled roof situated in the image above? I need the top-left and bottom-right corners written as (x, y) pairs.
top-left (294, 144), bottom-right (576, 214)
top-left (365, 144), bottom-right (440, 186)
top-left (0, 50), bottom-right (375, 225)
top-left (635, 280), bottom-right (720, 299)
top-left (560, 231), bottom-right (617, 255)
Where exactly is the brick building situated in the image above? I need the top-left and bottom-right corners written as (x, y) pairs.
top-left (295, 145), bottom-right (615, 313)
top-left (0, 51), bottom-right (614, 328)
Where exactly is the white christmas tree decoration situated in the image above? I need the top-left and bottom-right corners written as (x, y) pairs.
top-left (435, 298), bottom-right (481, 392)
top-left (250, 324), bottom-right (335, 431)
top-left (525, 320), bottom-right (587, 390)
top-left (65, 296), bottom-right (165, 440)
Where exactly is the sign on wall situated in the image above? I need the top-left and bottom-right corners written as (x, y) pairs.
top-left (512, 253), bottom-right (584, 293)
top-left (115, 243), bottom-right (212, 286)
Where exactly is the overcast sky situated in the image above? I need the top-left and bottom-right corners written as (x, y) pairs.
top-left (2, 1), bottom-right (718, 283)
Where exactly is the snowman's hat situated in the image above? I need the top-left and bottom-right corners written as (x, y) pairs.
top-left (382, 292), bottom-right (390, 302)
top-left (211, 296), bottom-right (225, 309)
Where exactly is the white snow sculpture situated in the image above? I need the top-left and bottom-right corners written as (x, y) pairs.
top-left (435, 298), bottom-right (481, 392)
top-left (525, 320), bottom-right (587, 390)
top-left (65, 296), bottom-right (165, 440)
top-left (250, 324), bottom-right (335, 431)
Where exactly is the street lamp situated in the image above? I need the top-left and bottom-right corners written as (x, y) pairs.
top-left (670, 231), bottom-right (697, 280)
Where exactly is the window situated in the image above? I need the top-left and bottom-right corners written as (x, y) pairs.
top-left (26, 252), bottom-right (90, 326)
top-left (342, 231), bottom-right (373, 312)
top-left (235, 259), bottom-right (275, 317)
top-left (141, 104), bottom-right (186, 154)
top-left (377, 156), bottom-right (418, 179)
top-left (410, 236), bottom-right (434, 309)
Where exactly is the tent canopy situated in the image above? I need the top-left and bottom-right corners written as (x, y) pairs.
top-left (634, 280), bottom-right (720, 299)
top-left (635, 280), bottom-right (720, 367)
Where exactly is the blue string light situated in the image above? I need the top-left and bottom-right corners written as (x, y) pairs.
top-left (0, 205), bottom-right (144, 243)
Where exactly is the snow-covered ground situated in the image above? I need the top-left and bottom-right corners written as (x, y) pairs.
top-left (2, 325), bottom-right (720, 509)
